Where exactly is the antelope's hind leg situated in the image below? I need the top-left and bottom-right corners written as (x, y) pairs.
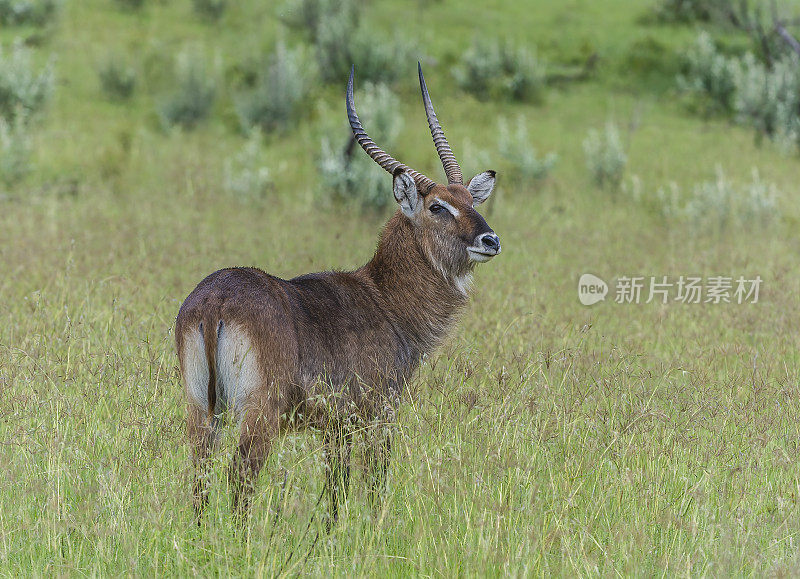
top-left (180, 324), bottom-right (219, 523)
top-left (214, 322), bottom-right (284, 522)
top-left (187, 404), bottom-right (218, 522)
top-left (229, 391), bottom-right (281, 522)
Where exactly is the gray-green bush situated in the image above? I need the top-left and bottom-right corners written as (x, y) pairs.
top-left (192, 0), bottom-right (226, 21)
top-left (453, 38), bottom-right (546, 103)
top-left (0, 40), bottom-right (53, 122)
top-left (113, 0), bottom-right (144, 11)
top-left (732, 53), bottom-right (800, 149)
top-left (0, 112), bottom-right (31, 187)
top-left (236, 42), bottom-right (311, 133)
top-left (98, 57), bottom-right (137, 100)
top-left (159, 51), bottom-right (216, 130)
top-left (315, 12), bottom-right (415, 84)
top-left (278, 0), bottom-right (355, 37)
top-left (223, 130), bottom-right (272, 199)
top-left (678, 31), bottom-right (737, 113)
top-left (652, 0), bottom-right (730, 23)
top-left (0, 0), bottom-right (58, 26)
top-left (583, 122), bottom-right (627, 190)
top-left (679, 32), bottom-right (800, 150)
top-left (496, 116), bottom-right (557, 183)
top-left (646, 166), bottom-right (779, 229)
top-left (279, 0), bottom-right (415, 85)
top-left (319, 82), bottom-right (402, 211)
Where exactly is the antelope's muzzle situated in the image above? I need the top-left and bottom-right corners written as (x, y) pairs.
top-left (468, 232), bottom-right (502, 262)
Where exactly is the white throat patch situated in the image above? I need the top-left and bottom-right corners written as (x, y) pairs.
top-left (453, 272), bottom-right (473, 296)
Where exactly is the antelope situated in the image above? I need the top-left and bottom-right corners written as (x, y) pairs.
top-left (176, 64), bottom-right (502, 526)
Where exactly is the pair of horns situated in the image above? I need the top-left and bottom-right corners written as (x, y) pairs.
top-left (346, 63), bottom-right (463, 194)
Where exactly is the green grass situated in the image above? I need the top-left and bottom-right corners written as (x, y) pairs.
top-left (3, 0), bottom-right (800, 575)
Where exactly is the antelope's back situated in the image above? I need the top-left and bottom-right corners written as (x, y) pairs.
top-left (175, 267), bottom-right (411, 417)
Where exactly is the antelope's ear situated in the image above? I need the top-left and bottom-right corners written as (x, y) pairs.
top-left (467, 170), bottom-right (496, 205)
top-left (393, 168), bottom-right (422, 217)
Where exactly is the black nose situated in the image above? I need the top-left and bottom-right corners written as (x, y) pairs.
top-left (480, 233), bottom-right (500, 251)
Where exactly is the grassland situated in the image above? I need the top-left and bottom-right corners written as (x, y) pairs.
top-left (2, 0), bottom-right (800, 575)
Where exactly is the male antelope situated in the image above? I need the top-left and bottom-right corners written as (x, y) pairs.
top-left (176, 64), bottom-right (502, 525)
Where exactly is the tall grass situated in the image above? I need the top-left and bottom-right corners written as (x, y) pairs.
top-left (3, 179), bottom-right (799, 575)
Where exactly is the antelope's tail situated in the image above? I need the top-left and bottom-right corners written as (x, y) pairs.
top-left (200, 319), bottom-right (220, 418)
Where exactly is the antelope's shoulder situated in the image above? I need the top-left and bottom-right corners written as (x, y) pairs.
top-left (285, 270), bottom-right (386, 318)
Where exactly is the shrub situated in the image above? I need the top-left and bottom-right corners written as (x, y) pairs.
top-left (279, 0), bottom-right (414, 85)
top-left (113, 0), bottom-right (144, 10)
top-left (319, 138), bottom-right (390, 210)
top-left (678, 32), bottom-right (800, 151)
top-left (738, 169), bottom-right (780, 225)
top-left (312, 4), bottom-right (355, 82)
top-left (0, 40), bottom-right (53, 122)
top-left (159, 50), bottom-right (216, 130)
top-left (732, 53), bottom-right (800, 148)
top-left (315, 14), bottom-right (414, 84)
top-left (318, 82), bottom-right (402, 211)
top-left (650, 167), bottom-right (779, 229)
top-left (623, 35), bottom-right (682, 89)
top-left (0, 111), bottom-right (31, 187)
top-left (453, 38), bottom-right (546, 103)
top-left (350, 30), bottom-right (415, 85)
top-left (236, 41), bottom-right (311, 133)
top-left (496, 116), bottom-right (557, 183)
top-left (223, 130), bottom-right (273, 199)
top-left (98, 57), bottom-right (137, 100)
top-left (348, 82), bottom-right (402, 148)
top-left (583, 122), bottom-right (627, 190)
top-left (652, 0), bottom-right (729, 23)
top-left (459, 139), bottom-right (493, 184)
top-left (278, 0), bottom-right (357, 37)
top-left (192, 0), bottom-right (226, 21)
top-left (678, 31), bottom-right (737, 113)
top-left (0, 0), bottom-right (58, 26)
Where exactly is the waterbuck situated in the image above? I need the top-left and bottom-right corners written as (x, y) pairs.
top-left (176, 64), bottom-right (502, 526)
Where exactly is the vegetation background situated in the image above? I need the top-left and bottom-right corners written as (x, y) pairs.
top-left (2, 0), bottom-right (800, 574)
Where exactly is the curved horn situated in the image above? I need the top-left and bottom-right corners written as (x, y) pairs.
top-left (346, 66), bottom-right (436, 194)
top-left (418, 62), bottom-right (463, 185)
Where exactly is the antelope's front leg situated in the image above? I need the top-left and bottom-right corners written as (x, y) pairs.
top-left (367, 424), bottom-right (393, 511)
top-left (323, 424), bottom-right (352, 531)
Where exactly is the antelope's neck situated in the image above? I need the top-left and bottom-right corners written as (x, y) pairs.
top-left (362, 213), bottom-right (469, 360)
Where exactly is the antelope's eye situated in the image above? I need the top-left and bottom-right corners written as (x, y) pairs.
top-left (429, 203), bottom-right (446, 215)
